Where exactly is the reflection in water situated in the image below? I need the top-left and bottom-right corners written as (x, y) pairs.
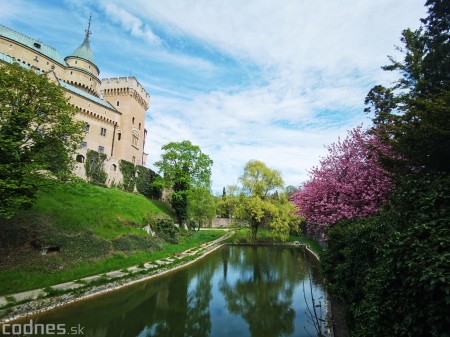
top-left (15, 246), bottom-right (325, 337)
top-left (219, 247), bottom-right (297, 337)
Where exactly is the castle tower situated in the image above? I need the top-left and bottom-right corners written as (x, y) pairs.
top-left (101, 77), bottom-right (150, 166)
top-left (63, 15), bottom-right (101, 97)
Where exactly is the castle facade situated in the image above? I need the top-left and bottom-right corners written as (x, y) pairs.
top-left (0, 19), bottom-right (150, 185)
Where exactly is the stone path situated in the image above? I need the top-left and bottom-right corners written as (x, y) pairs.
top-left (0, 231), bottom-right (232, 310)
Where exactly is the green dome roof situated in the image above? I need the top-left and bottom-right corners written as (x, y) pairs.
top-left (70, 38), bottom-right (94, 64)
top-left (68, 16), bottom-right (95, 64)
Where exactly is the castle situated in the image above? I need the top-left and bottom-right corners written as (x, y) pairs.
top-left (0, 18), bottom-right (150, 185)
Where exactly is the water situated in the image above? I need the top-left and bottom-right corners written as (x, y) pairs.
top-left (11, 246), bottom-right (326, 337)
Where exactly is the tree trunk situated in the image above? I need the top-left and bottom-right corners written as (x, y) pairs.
top-left (251, 224), bottom-right (258, 242)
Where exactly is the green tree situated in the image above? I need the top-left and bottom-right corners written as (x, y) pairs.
top-left (187, 187), bottom-right (216, 230)
top-left (239, 160), bottom-right (283, 199)
top-left (154, 140), bottom-right (213, 224)
top-left (236, 160), bottom-right (297, 241)
top-left (216, 185), bottom-right (239, 218)
top-left (284, 185), bottom-right (298, 198)
top-left (364, 0), bottom-right (450, 174)
top-left (0, 62), bottom-right (84, 218)
top-left (325, 2), bottom-right (450, 336)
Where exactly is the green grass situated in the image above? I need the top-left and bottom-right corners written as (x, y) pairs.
top-left (0, 179), bottom-right (225, 296)
top-left (21, 179), bottom-right (175, 239)
top-left (0, 230), bottom-right (224, 296)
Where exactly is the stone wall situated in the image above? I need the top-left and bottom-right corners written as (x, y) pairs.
top-left (211, 218), bottom-right (248, 228)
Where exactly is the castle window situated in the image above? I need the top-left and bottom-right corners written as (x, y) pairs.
top-left (132, 117), bottom-right (135, 125)
top-left (139, 123), bottom-right (141, 130)
top-left (76, 154), bottom-right (85, 163)
top-left (75, 60), bottom-right (78, 64)
top-left (111, 164), bottom-right (117, 171)
top-left (81, 141), bottom-right (87, 148)
top-left (84, 123), bottom-right (90, 133)
top-left (100, 127), bottom-right (106, 136)
top-left (116, 101), bottom-right (119, 106)
top-left (98, 146), bottom-right (105, 154)
top-left (33, 42), bottom-right (41, 49)
top-left (132, 131), bottom-right (139, 147)
top-left (117, 132), bottom-right (122, 141)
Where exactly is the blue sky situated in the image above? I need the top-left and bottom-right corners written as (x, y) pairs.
top-left (1, 0), bottom-right (426, 193)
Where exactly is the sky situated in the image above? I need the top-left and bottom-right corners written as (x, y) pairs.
top-left (1, 0), bottom-right (427, 193)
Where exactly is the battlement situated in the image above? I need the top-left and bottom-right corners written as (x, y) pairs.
top-left (101, 77), bottom-right (150, 110)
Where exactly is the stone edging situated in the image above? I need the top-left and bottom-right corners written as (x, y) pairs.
top-left (0, 232), bottom-right (232, 324)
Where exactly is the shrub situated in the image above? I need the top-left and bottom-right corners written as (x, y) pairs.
top-left (85, 150), bottom-right (107, 187)
top-left (135, 165), bottom-right (163, 199)
top-left (153, 217), bottom-right (179, 244)
top-left (119, 160), bottom-right (136, 192)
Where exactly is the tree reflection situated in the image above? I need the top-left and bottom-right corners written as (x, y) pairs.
top-left (219, 246), bottom-right (301, 337)
top-left (184, 265), bottom-right (215, 337)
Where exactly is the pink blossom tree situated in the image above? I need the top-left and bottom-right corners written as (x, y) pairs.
top-left (291, 126), bottom-right (393, 235)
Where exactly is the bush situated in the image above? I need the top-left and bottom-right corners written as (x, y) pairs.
top-left (153, 217), bottom-right (179, 244)
top-left (135, 165), bottom-right (163, 199)
top-left (323, 174), bottom-right (450, 337)
top-left (119, 160), bottom-right (136, 192)
top-left (85, 150), bottom-right (107, 186)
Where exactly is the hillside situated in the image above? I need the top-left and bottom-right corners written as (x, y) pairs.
top-left (0, 179), bottom-right (222, 296)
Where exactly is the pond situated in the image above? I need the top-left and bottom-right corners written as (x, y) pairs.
top-left (11, 245), bottom-right (326, 337)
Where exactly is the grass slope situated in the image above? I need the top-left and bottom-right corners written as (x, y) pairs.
top-left (0, 180), bottom-right (223, 296)
top-left (19, 179), bottom-right (175, 239)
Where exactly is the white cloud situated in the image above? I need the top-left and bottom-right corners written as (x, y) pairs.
top-left (1, 0), bottom-right (427, 193)
top-left (101, 3), bottom-right (161, 45)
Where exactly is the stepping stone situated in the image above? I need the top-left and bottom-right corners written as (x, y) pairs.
top-left (0, 297), bottom-right (9, 308)
top-left (13, 289), bottom-right (46, 302)
top-left (127, 266), bottom-right (143, 273)
top-left (143, 263), bottom-right (156, 269)
top-left (52, 281), bottom-right (83, 291)
top-left (176, 253), bottom-right (189, 259)
top-left (165, 258), bottom-right (175, 263)
top-left (80, 275), bottom-right (103, 283)
top-left (105, 271), bottom-right (128, 278)
top-left (155, 260), bottom-right (168, 265)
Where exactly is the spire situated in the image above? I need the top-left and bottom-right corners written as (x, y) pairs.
top-left (84, 14), bottom-right (92, 44)
top-left (68, 14), bottom-right (95, 64)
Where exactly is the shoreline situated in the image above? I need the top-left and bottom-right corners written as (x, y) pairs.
top-left (0, 235), bottom-right (230, 324)
top-left (0, 238), bottom-right (320, 324)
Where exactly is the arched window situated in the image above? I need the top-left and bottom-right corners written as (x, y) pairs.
top-left (132, 117), bottom-right (135, 125)
top-left (111, 164), bottom-right (117, 171)
top-left (76, 154), bottom-right (85, 163)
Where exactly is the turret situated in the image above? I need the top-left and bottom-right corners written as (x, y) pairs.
top-left (63, 15), bottom-right (101, 97)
